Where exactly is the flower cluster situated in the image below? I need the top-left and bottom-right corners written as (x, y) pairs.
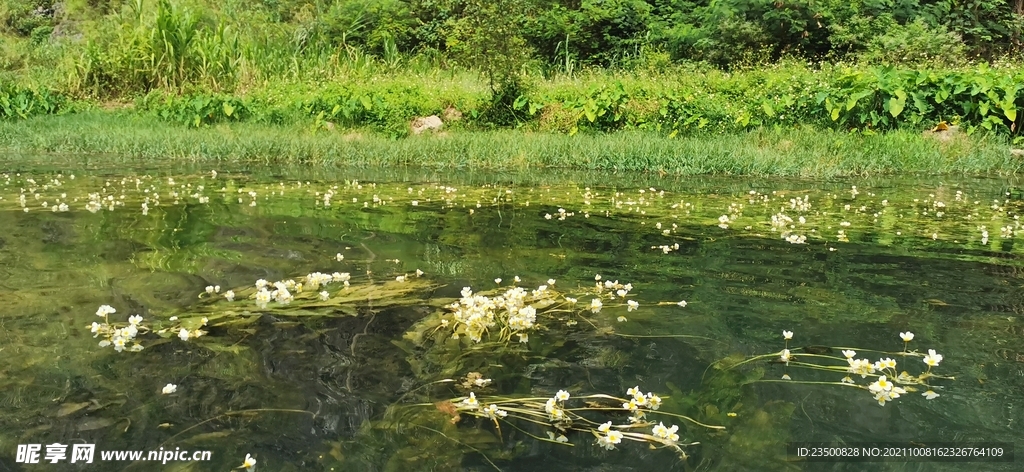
top-left (622, 386), bottom-right (662, 421)
top-left (89, 305), bottom-right (146, 353)
top-left (761, 330), bottom-right (949, 407)
top-left (595, 421), bottom-right (624, 450)
top-left (446, 284), bottom-right (547, 344)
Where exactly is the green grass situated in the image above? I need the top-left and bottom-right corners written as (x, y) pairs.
top-left (0, 111), bottom-right (1019, 177)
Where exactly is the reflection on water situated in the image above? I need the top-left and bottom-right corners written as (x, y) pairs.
top-left (0, 163), bottom-right (1021, 471)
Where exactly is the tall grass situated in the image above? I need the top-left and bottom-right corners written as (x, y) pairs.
top-left (1, 112), bottom-right (1018, 177)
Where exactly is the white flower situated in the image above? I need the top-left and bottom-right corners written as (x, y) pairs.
top-left (482, 404), bottom-right (507, 419)
top-left (782, 330), bottom-right (793, 340)
top-left (595, 274), bottom-right (602, 281)
top-left (627, 300), bottom-right (639, 311)
top-left (617, 316), bottom-right (627, 322)
top-left (178, 329), bottom-right (190, 341)
top-left (415, 269), bottom-right (424, 276)
top-left (923, 349), bottom-right (943, 367)
top-left (842, 349), bottom-right (856, 358)
top-left (495, 278), bottom-right (502, 284)
top-left (922, 390), bottom-right (940, 400)
top-left (128, 315), bottom-right (143, 326)
top-left (336, 253), bottom-right (344, 261)
top-left (597, 421), bottom-right (612, 433)
top-left (395, 275), bottom-right (406, 282)
top-left (205, 285), bottom-right (215, 294)
top-left (555, 390), bottom-right (570, 401)
top-left (225, 290), bottom-right (235, 301)
top-left (590, 298), bottom-right (603, 313)
top-left (162, 384), bottom-right (177, 395)
top-left (780, 349), bottom-right (791, 363)
top-left (868, 376), bottom-right (893, 393)
top-left (319, 291), bottom-right (330, 301)
top-left (677, 300), bottom-right (687, 307)
top-left (461, 392), bottom-right (479, 409)
top-left (900, 331), bottom-right (914, 342)
top-left (781, 374), bottom-right (791, 380)
top-left (242, 453), bottom-right (256, 470)
top-left (651, 422), bottom-right (679, 442)
top-left (473, 378), bottom-right (492, 387)
top-left (96, 305), bottom-right (116, 317)
top-left (547, 279), bottom-right (556, 285)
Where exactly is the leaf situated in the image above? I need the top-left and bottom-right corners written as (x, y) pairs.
top-left (1005, 107), bottom-right (1017, 123)
top-left (222, 102), bottom-right (234, 117)
top-left (57, 402), bottom-right (92, 417)
top-left (359, 95), bottom-right (372, 110)
top-left (761, 101), bottom-right (775, 117)
top-left (584, 99), bottom-right (597, 123)
top-left (888, 95), bottom-right (905, 118)
top-left (77, 417), bottom-right (116, 431)
top-left (830, 106), bottom-right (840, 121)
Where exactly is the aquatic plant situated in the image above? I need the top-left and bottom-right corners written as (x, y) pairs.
top-left (89, 305), bottom-right (147, 353)
top-left (723, 330), bottom-right (954, 407)
top-left (440, 383), bottom-right (724, 459)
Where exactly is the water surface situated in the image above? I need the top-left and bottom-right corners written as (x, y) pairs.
top-left (0, 162), bottom-right (1021, 471)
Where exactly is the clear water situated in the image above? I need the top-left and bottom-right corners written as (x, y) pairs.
top-left (0, 161), bottom-right (1021, 471)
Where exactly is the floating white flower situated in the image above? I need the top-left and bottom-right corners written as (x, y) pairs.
top-left (205, 285), bottom-right (215, 294)
top-left (782, 330), bottom-right (793, 340)
top-left (494, 278), bottom-right (502, 284)
top-left (336, 253), bottom-right (344, 261)
top-left (590, 298), bottom-right (603, 313)
top-left (128, 315), bottom-right (143, 326)
top-left (482, 404), bottom-right (508, 419)
top-left (555, 390), bottom-right (570, 401)
top-left (779, 349), bottom-right (791, 363)
top-left (842, 349), bottom-right (856, 359)
top-left (922, 390), bottom-right (940, 400)
top-left (319, 291), bottom-right (330, 301)
top-left (923, 349), bottom-right (943, 367)
top-left (473, 378), bottom-right (492, 387)
top-left (677, 300), bottom-right (687, 307)
top-left (224, 290), bottom-right (235, 301)
top-left (900, 331), bottom-right (914, 342)
top-left (96, 305), bottom-right (116, 317)
top-left (241, 453), bottom-right (256, 471)
top-left (461, 392), bottom-right (479, 409)
top-left (162, 384), bottom-right (177, 395)
top-left (617, 316), bottom-right (627, 322)
top-left (652, 422), bottom-right (680, 442)
top-left (395, 275), bottom-right (406, 282)
top-left (178, 329), bottom-right (190, 341)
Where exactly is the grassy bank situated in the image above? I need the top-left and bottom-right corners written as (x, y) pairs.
top-left (1, 112), bottom-right (1019, 177)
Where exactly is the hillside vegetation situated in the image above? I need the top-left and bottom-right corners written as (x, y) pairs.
top-left (1, 0), bottom-right (1022, 141)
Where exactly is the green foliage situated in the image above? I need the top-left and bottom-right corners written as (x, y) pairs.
top-left (139, 91), bottom-right (249, 127)
top-left (819, 65), bottom-right (1024, 135)
top-left (0, 81), bottom-right (68, 119)
top-left (529, 0), bottom-right (654, 67)
top-left (71, 0), bottom-right (242, 97)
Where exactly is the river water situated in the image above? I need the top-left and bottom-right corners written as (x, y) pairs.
top-left (0, 161), bottom-right (1021, 471)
